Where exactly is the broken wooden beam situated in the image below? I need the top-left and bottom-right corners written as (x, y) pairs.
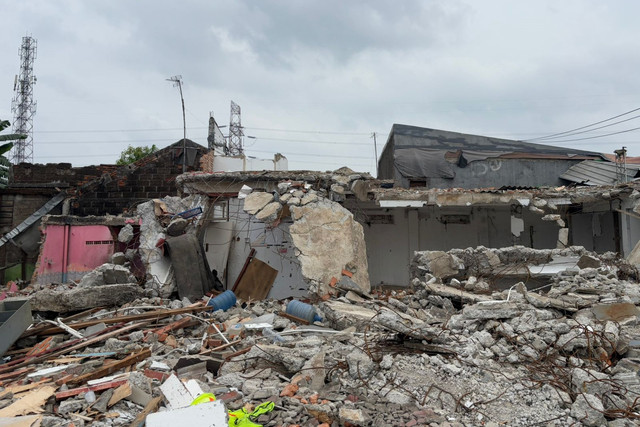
top-left (22, 305), bottom-right (211, 337)
top-left (128, 396), bottom-right (162, 427)
top-left (67, 348), bottom-right (151, 386)
top-left (55, 378), bottom-right (130, 400)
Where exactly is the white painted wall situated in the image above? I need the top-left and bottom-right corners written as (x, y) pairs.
top-left (224, 198), bottom-right (308, 299)
top-left (361, 205), bottom-right (516, 287)
top-left (212, 155), bottom-right (288, 172)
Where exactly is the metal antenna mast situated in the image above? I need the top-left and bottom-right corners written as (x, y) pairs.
top-left (166, 75), bottom-right (186, 173)
top-left (11, 36), bottom-right (37, 164)
top-left (228, 100), bottom-right (244, 155)
top-left (614, 146), bottom-right (627, 184)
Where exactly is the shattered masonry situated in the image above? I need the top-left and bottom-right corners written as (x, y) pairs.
top-left (4, 164), bottom-right (640, 424)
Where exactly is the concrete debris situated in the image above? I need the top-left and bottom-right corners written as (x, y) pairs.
top-left (243, 189), bottom-right (370, 296)
top-left (30, 283), bottom-right (143, 312)
top-left (2, 241), bottom-right (640, 426)
top-left (77, 263), bottom-right (136, 287)
top-left (117, 224), bottom-right (134, 244)
top-left (5, 171), bottom-right (640, 425)
top-left (166, 217), bottom-right (188, 236)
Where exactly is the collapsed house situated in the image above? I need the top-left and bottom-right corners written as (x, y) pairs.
top-left (0, 139), bottom-right (208, 284)
top-left (1, 124), bottom-right (640, 424)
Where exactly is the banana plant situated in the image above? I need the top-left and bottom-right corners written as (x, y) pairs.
top-left (0, 119), bottom-right (26, 155)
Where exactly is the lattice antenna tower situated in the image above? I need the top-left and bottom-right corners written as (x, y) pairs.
top-left (614, 146), bottom-right (627, 184)
top-left (228, 100), bottom-right (244, 155)
top-left (11, 36), bottom-right (37, 164)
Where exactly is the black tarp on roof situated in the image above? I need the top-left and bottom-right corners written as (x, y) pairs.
top-left (385, 124), bottom-right (606, 179)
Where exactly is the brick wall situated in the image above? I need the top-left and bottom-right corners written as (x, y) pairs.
top-left (71, 140), bottom-right (207, 216)
top-left (11, 140), bottom-right (208, 217)
top-left (0, 189), bottom-right (62, 282)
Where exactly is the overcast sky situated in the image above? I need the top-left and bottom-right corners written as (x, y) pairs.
top-left (1, 1), bottom-right (639, 174)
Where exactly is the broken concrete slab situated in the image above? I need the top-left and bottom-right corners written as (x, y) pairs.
top-left (30, 283), bottom-right (143, 312)
top-left (243, 192), bottom-right (274, 215)
top-left (321, 300), bottom-right (376, 330)
top-left (461, 301), bottom-right (524, 320)
top-left (289, 199), bottom-right (370, 295)
top-left (166, 217), bottom-right (188, 236)
top-left (146, 400), bottom-right (228, 426)
top-left (412, 251), bottom-right (464, 279)
top-left (77, 263), bottom-right (136, 287)
top-left (118, 224), bottom-right (134, 243)
top-left (255, 201), bottom-right (282, 223)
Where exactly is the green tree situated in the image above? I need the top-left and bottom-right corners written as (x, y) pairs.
top-left (0, 120), bottom-right (22, 188)
top-left (116, 144), bottom-right (158, 165)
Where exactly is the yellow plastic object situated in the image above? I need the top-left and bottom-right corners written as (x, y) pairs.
top-left (228, 401), bottom-right (275, 427)
top-left (190, 393), bottom-right (217, 406)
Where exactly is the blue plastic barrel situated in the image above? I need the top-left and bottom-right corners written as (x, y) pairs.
top-left (286, 300), bottom-right (322, 323)
top-left (207, 290), bottom-right (236, 312)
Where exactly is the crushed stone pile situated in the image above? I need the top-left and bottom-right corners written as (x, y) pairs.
top-left (0, 246), bottom-right (639, 425)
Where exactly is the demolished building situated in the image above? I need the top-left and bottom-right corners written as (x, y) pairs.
top-left (1, 123), bottom-right (640, 424)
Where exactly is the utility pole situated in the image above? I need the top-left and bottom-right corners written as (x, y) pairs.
top-left (371, 132), bottom-right (378, 177)
top-left (166, 75), bottom-right (186, 173)
top-left (11, 36), bottom-right (37, 165)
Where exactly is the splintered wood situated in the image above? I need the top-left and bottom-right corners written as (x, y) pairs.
top-left (0, 386), bottom-right (56, 417)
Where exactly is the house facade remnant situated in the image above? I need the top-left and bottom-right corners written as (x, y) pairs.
top-left (178, 169), bottom-right (372, 298)
top-left (0, 139), bottom-right (207, 284)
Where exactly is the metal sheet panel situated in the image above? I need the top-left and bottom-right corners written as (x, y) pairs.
top-left (0, 299), bottom-right (32, 356)
top-left (560, 160), bottom-right (640, 186)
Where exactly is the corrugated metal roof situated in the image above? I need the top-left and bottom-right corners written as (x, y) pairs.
top-left (560, 160), bottom-right (640, 186)
top-left (390, 124), bottom-right (606, 159)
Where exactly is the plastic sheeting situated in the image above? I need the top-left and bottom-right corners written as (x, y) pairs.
top-left (394, 148), bottom-right (455, 179)
top-left (393, 148), bottom-right (513, 179)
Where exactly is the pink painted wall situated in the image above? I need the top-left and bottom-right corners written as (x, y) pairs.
top-left (36, 225), bottom-right (115, 284)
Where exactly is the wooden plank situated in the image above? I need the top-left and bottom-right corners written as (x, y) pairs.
top-left (0, 321), bottom-right (150, 375)
top-left (128, 396), bottom-right (162, 427)
top-left (107, 382), bottom-right (132, 407)
top-left (278, 311), bottom-right (310, 325)
top-left (0, 368), bottom-right (33, 383)
top-left (199, 339), bottom-right (241, 355)
top-left (231, 249), bottom-right (255, 292)
top-left (22, 305), bottom-right (211, 337)
top-left (0, 385), bottom-right (57, 417)
top-left (60, 307), bottom-right (105, 323)
top-left (55, 378), bottom-right (129, 400)
top-left (5, 380), bottom-right (52, 395)
top-left (233, 257), bottom-right (277, 301)
top-left (224, 347), bottom-right (252, 361)
top-left (67, 348), bottom-right (151, 386)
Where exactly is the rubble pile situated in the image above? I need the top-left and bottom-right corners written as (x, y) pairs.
top-left (0, 246), bottom-right (639, 425)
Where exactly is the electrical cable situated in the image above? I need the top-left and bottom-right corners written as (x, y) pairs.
top-left (525, 106), bottom-right (640, 142)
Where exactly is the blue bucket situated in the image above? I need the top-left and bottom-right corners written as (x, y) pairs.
top-left (286, 300), bottom-right (322, 323)
top-left (207, 290), bottom-right (236, 312)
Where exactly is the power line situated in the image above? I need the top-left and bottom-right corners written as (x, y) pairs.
top-left (244, 126), bottom-right (370, 135)
top-left (36, 135), bottom-right (373, 147)
top-left (37, 138), bottom-right (175, 144)
top-left (247, 149), bottom-right (372, 160)
top-left (525, 106), bottom-right (640, 142)
top-left (33, 127), bottom-right (206, 134)
top-left (531, 113), bottom-right (640, 141)
top-left (32, 126), bottom-right (373, 136)
top-left (253, 136), bottom-right (371, 146)
top-left (532, 125), bottom-right (640, 143)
